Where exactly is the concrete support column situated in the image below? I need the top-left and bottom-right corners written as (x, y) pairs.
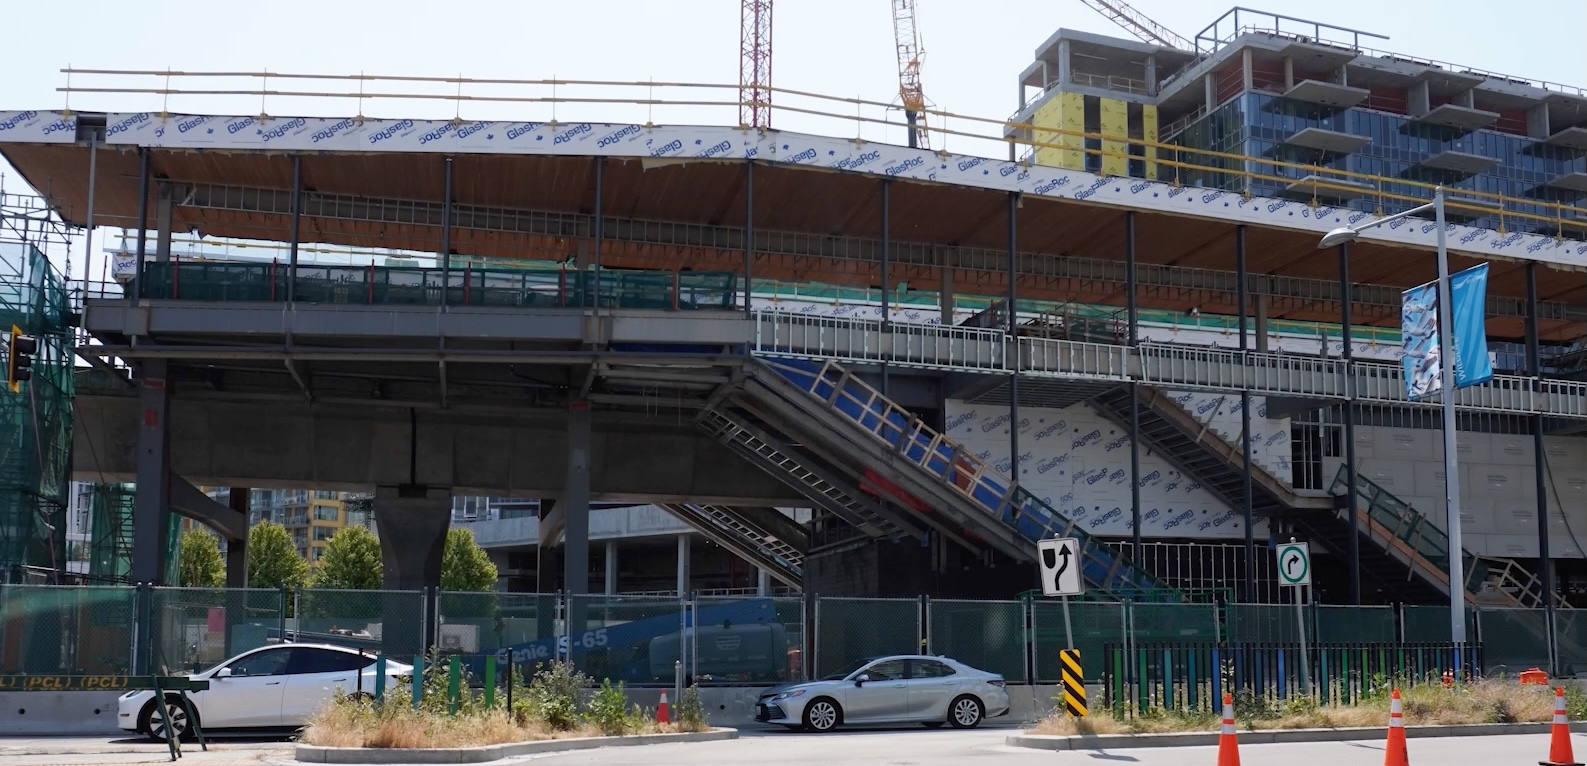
top-left (374, 484), bottom-right (451, 657)
top-left (563, 402), bottom-right (592, 596)
top-left (1409, 81), bottom-right (1431, 117)
top-left (1241, 49), bottom-right (1254, 92)
top-left (757, 568), bottom-right (771, 596)
top-left (1454, 89), bottom-right (1475, 108)
top-left (604, 540), bottom-right (618, 595)
top-left (1283, 56), bottom-right (1294, 89)
top-left (676, 534), bottom-right (691, 596)
top-left (1146, 54), bottom-right (1158, 96)
top-left (1204, 73), bottom-right (1216, 110)
top-left (225, 488), bottom-right (249, 589)
top-left (131, 359), bottom-right (171, 588)
top-left (1057, 39), bottom-right (1071, 87)
top-left (1528, 103), bottom-right (1552, 140)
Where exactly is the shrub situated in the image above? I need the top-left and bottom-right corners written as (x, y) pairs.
top-left (587, 679), bottom-right (633, 736)
top-left (676, 685), bottom-right (708, 732)
top-left (522, 662), bottom-right (591, 731)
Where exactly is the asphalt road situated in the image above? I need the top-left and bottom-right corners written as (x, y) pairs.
top-left (2, 728), bottom-right (1579, 766)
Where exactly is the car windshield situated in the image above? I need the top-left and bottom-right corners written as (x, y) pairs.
top-left (821, 658), bottom-right (878, 681)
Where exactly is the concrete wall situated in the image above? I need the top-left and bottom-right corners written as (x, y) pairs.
top-left (0, 691), bottom-right (125, 735)
top-left (629, 684), bottom-right (1062, 727)
top-left (1324, 425), bottom-right (1587, 560)
top-left (943, 398), bottom-right (1284, 540)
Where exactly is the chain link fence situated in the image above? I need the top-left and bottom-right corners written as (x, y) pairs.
top-left (4, 586), bottom-right (1581, 684)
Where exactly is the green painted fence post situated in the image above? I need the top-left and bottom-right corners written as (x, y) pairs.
top-left (448, 656), bottom-right (461, 714)
top-left (412, 655), bottom-right (423, 709)
top-left (484, 656), bottom-right (496, 708)
top-left (374, 655), bottom-right (386, 699)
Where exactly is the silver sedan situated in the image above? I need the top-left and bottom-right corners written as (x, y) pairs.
top-left (754, 655), bottom-right (1010, 732)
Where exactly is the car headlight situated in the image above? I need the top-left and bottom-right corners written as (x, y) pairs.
top-left (772, 690), bottom-right (806, 701)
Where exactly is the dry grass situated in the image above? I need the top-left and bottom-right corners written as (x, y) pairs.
top-left (301, 698), bottom-right (681, 749)
top-left (1031, 681), bottom-right (1569, 736)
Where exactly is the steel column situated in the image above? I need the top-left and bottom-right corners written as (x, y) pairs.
top-left (1008, 192), bottom-right (1021, 490)
top-left (131, 359), bottom-right (171, 606)
top-left (83, 136), bottom-right (99, 292)
top-left (593, 158), bottom-right (604, 310)
top-left (1237, 225), bottom-right (1254, 601)
top-left (288, 155), bottom-right (301, 302)
top-left (1339, 242), bottom-right (1361, 604)
top-left (1432, 189), bottom-right (1466, 645)
top-left (881, 179), bottom-right (891, 394)
top-left (132, 148), bottom-right (150, 302)
top-left (1527, 262), bottom-right (1558, 673)
top-left (441, 157), bottom-right (453, 306)
top-left (744, 161), bottom-right (754, 315)
top-left (564, 401), bottom-right (592, 596)
top-left (1126, 211), bottom-right (1138, 345)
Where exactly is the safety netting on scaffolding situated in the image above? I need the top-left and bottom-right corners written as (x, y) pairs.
top-left (0, 239), bottom-right (73, 580)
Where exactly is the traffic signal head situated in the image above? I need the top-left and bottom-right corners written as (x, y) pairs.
top-left (7, 325), bottom-right (36, 393)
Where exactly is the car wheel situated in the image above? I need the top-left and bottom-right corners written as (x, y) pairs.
top-left (802, 698), bottom-right (842, 732)
top-left (948, 695), bottom-right (983, 729)
top-left (143, 697), bottom-right (198, 742)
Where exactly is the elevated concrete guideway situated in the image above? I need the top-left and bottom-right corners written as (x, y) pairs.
top-left (73, 391), bottom-right (803, 505)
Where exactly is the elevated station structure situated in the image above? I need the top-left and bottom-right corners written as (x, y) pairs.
top-left (4, 11), bottom-right (1587, 611)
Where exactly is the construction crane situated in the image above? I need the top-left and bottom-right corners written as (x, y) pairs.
top-left (740, 0), bottom-right (773, 129)
top-left (1079, 0), bottom-right (1195, 52)
top-left (891, 0), bottom-right (930, 149)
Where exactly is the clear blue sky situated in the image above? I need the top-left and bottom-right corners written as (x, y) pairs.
top-left (1, 0), bottom-right (1582, 274)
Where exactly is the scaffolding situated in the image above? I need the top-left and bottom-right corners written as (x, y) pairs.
top-left (0, 238), bottom-right (74, 580)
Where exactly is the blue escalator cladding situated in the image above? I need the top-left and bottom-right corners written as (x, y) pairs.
top-left (609, 342), bottom-right (732, 354)
top-left (761, 359), bottom-right (1162, 594)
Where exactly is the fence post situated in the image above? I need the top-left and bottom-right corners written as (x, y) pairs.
top-left (280, 586), bottom-right (290, 643)
top-left (812, 594), bottom-right (822, 681)
top-left (920, 595), bottom-right (930, 656)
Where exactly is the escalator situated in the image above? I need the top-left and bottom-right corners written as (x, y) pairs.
top-left (703, 357), bottom-right (1168, 597)
top-left (657, 503), bottom-right (806, 589)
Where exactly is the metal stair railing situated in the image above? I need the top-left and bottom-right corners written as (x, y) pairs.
top-left (656, 503), bottom-right (803, 588)
top-left (756, 357), bottom-right (1170, 597)
top-left (698, 406), bottom-right (914, 539)
top-left (1329, 465), bottom-right (1550, 608)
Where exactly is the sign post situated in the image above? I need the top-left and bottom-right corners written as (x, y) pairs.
top-left (1039, 538), bottom-right (1084, 652)
top-left (1277, 539), bottom-right (1312, 695)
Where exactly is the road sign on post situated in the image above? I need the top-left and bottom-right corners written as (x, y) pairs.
top-left (1038, 538), bottom-right (1083, 597)
top-left (1039, 538), bottom-right (1083, 653)
top-left (1277, 539), bottom-right (1312, 695)
top-left (1277, 542), bottom-right (1311, 587)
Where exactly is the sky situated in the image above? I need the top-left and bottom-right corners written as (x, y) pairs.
top-left (1, 0), bottom-right (1583, 278)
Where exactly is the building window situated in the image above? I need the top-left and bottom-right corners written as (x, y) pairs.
top-left (314, 526), bottom-right (336, 541)
top-left (314, 505), bottom-right (340, 522)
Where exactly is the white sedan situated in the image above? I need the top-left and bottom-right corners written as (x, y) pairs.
top-left (118, 643), bottom-right (411, 740)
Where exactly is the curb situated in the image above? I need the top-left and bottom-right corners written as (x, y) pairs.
top-left (294, 727), bottom-right (738, 764)
top-left (1007, 721), bottom-right (1582, 751)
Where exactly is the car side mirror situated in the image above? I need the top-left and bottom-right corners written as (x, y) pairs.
top-left (854, 673), bottom-right (871, 687)
top-left (216, 668), bottom-right (233, 678)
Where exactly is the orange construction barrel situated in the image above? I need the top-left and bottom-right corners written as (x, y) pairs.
top-left (1520, 668), bottom-right (1550, 685)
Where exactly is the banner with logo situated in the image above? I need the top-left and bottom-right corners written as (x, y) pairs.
top-left (1401, 263), bottom-right (1492, 400)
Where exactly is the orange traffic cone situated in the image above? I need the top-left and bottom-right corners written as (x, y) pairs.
top-left (1384, 688), bottom-right (1409, 766)
top-left (1541, 686), bottom-right (1581, 766)
top-left (1217, 692), bottom-right (1240, 766)
top-left (657, 691), bottom-right (670, 724)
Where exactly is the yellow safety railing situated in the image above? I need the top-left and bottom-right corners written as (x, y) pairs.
top-left (55, 68), bottom-right (1587, 235)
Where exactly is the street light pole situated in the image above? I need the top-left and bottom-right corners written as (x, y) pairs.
top-left (1318, 187), bottom-right (1465, 649)
top-left (1431, 187), bottom-right (1467, 648)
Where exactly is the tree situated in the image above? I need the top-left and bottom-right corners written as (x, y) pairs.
top-left (176, 528), bottom-right (225, 587)
top-left (441, 527), bottom-right (497, 591)
top-left (247, 520), bottom-right (308, 591)
top-left (312, 525), bottom-right (383, 589)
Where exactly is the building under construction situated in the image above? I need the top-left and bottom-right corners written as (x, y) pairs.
top-left (0, 6), bottom-right (1584, 621)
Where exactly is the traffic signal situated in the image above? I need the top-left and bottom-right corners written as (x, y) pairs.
top-left (6, 325), bottom-right (36, 393)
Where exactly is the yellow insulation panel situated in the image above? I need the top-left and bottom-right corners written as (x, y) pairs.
top-left (1099, 97), bottom-right (1127, 177)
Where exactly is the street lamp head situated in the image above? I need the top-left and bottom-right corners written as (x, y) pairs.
top-left (1318, 227), bottom-right (1359, 249)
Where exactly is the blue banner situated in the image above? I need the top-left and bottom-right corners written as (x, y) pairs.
top-left (1401, 263), bottom-right (1492, 400)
